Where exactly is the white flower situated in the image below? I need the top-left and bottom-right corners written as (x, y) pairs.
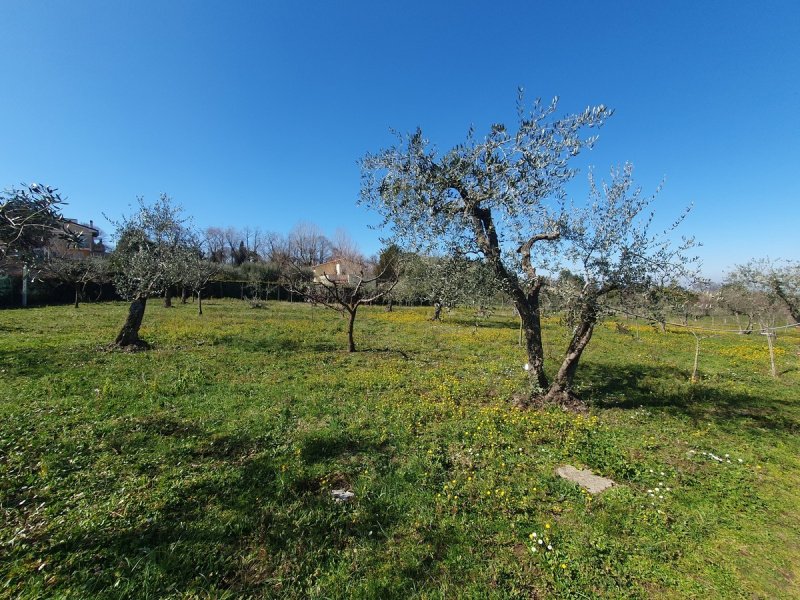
top-left (547, 545), bottom-right (553, 550)
top-left (523, 363), bottom-right (531, 371)
top-left (538, 539), bottom-right (543, 545)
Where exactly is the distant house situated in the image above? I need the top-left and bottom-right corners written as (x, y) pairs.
top-left (312, 257), bottom-right (367, 285)
top-left (47, 219), bottom-right (106, 259)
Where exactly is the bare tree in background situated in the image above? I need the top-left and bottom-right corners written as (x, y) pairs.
top-left (204, 227), bottom-right (228, 263)
top-left (288, 221), bottom-right (330, 266)
top-left (264, 231), bottom-right (290, 264)
top-left (330, 228), bottom-right (364, 262)
top-left (242, 226), bottom-right (263, 261)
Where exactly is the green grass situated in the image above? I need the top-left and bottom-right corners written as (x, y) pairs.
top-left (1, 299), bottom-right (798, 599)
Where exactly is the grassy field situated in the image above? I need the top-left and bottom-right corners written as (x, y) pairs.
top-left (1, 299), bottom-right (799, 599)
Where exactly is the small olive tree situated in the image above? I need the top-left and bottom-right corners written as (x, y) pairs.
top-left (109, 195), bottom-right (192, 348)
top-left (399, 253), bottom-right (501, 321)
top-left (729, 259), bottom-right (800, 324)
top-left (178, 242), bottom-right (220, 315)
top-left (724, 260), bottom-right (798, 378)
top-left (43, 253), bottom-right (108, 308)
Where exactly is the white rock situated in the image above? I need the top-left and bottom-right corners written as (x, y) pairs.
top-left (331, 489), bottom-right (355, 502)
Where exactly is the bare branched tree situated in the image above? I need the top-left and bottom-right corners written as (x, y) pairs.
top-left (284, 264), bottom-right (397, 352)
top-left (264, 231), bottom-right (290, 264)
top-left (204, 227), bottom-right (228, 263)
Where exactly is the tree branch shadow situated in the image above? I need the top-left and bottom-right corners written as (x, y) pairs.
top-left (580, 361), bottom-right (800, 436)
top-left (29, 423), bottom-right (410, 598)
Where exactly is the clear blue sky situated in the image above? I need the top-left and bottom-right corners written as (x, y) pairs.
top-left (1, 1), bottom-right (798, 280)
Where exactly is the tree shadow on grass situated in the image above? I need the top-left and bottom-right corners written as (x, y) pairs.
top-left (581, 361), bottom-right (800, 436)
top-left (361, 347), bottom-right (412, 360)
top-left (443, 315), bottom-right (517, 330)
top-left (300, 430), bottom-right (392, 464)
top-left (212, 332), bottom-right (341, 354)
top-left (0, 347), bottom-right (70, 378)
top-left (28, 423), bottom-right (411, 598)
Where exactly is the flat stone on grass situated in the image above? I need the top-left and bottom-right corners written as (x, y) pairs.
top-left (556, 465), bottom-right (615, 494)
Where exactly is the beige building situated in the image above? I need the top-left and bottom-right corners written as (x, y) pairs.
top-left (48, 219), bottom-right (106, 258)
top-left (312, 257), bottom-right (367, 285)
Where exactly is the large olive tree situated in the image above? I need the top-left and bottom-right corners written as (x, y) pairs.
top-left (360, 95), bottom-right (696, 407)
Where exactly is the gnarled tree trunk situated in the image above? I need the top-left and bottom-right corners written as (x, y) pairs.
top-left (431, 302), bottom-right (442, 321)
top-left (114, 296), bottom-right (148, 348)
top-left (543, 300), bottom-right (598, 407)
top-left (515, 289), bottom-right (549, 392)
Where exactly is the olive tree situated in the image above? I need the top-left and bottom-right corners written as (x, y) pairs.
top-left (360, 96), bottom-right (610, 397)
top-left (177, 240), bottom-right (220, 315)
top-left (729, 259), bottom-right (800, 324)
top-left (361, 95), bottom-right (695, 406)
top-left (724, 260), bottom-right (798, 378)
top-left (399, 253), bottom-right (501, 321)
top-left (543, 165), bottom-right (696, 402)
top-left (43, 253), bottom-right (108, 308)
top-left (0, 183), bottom-right (77, 272)
top-left (109, 195), bottom-right (192, 348)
